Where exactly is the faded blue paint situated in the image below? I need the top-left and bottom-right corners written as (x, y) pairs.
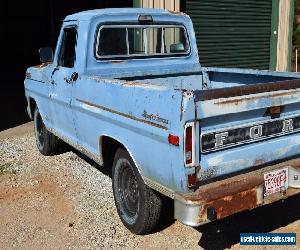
top-left (24, 8), bottom-right (300, 197)
top-left (199, 133), bottom-right (300, 181)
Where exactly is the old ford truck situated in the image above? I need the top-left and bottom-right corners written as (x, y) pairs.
top-left (24, 8), bottom-right (300, 234)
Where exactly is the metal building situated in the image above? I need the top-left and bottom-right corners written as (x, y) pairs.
top-left (135, 0), bottom-right (294, 71)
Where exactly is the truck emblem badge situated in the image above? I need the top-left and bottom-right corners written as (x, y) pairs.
top-left (204, 116), bottom-right (300, 153)
top-left (142, 110), bottom-right (169, 125)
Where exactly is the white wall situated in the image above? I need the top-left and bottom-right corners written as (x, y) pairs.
top-left (277, 0), bottom-right (293, 71)
top-left (137, 0), bottom-right (180, 11)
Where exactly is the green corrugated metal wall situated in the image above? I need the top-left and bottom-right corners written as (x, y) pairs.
top-left (186, 0), bottom-right (273, 69)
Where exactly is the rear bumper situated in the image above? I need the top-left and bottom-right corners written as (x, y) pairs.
top-left (174, 158), bottom-right (300, 227)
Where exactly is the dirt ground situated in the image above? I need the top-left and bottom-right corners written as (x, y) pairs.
top-left (0, 123), bottom-right (299, 250)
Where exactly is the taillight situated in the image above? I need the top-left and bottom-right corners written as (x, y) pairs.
top-left (168, 134), bottom-right (180, 146)
top-left (185, 125), bottom-right (193, 165)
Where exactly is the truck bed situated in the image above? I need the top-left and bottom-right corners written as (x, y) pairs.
top-left (111, 67), bottom-right (300, 186)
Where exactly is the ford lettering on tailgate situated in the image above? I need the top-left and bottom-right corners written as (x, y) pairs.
top-left (201, 116), bottom-right (300, 153)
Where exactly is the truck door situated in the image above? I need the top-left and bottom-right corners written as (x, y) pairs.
top-left (49, 23), bottom-right (78, 142)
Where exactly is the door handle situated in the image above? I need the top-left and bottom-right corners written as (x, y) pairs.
top-left (64, 72), bottom-right (78, 84)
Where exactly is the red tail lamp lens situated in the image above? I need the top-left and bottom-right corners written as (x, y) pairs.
top-left (168, 134), bottom-right (180, 146)
top-left (185, 126), bottom-right (193, 165)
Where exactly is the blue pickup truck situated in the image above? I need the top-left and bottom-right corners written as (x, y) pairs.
top-left (24, 8), bottom-right (300, 234)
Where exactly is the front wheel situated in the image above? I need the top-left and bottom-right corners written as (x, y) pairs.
top-left (112, 148), bottom-right (162, 234)
top-left (34, 107), bottom-right (61, 156)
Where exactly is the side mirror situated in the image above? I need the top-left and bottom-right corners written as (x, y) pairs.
top-left (170, 43), bottom-right (185, 53)
top-left (39, 47), bottom-right (53, 63)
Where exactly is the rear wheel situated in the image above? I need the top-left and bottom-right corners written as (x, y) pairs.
top-left (34, 107), bottom-right (61, 156)
top-left (112, 148), bottom-right (162, 234)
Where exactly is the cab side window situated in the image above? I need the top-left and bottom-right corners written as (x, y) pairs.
top-left (58, 27), bottom-right (77, 68)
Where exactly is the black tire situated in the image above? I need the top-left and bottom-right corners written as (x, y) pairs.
top-left (34, 107), bottom-right (61, 156)
top-left (112, 148), bottom-right (162, 235)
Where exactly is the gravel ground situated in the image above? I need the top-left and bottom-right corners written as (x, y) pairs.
top-left (0, 125), bottom-right (299, 250)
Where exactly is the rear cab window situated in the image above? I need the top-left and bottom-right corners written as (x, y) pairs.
top-left (95, 24), bottom-right (190, 60)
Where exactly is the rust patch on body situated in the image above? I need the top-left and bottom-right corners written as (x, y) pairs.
top-left (196, 79), bottom-right (300, 102)
top-left (214, 89), bottom-right (299, 105)
top-left (179, 157), bottom-right (300, 224)
top-left (184, 175), bottom-right (264, 222)
top-left (187, 176), bottom-right (263, 202)
top-left (269, 106), bottom-right (282, 115)
top-left (254, 159), bottom-right (265, 166)
top-left (290, 163), bottom-right (300, 171)
top-left (201, 188), bottom-right (258, 220)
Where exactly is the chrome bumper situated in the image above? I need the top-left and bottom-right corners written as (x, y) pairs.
top-left (174, 158), bottom-right (300, 227)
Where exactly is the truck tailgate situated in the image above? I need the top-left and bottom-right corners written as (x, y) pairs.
top-left (195, 79), bottom-right (300, 182)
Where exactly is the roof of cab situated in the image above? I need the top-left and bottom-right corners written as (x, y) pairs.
top-left (64, 8), bottom-right (172, 21)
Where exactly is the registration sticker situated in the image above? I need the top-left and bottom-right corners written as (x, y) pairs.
top-left (264, 168), bottom-right (289, 197)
